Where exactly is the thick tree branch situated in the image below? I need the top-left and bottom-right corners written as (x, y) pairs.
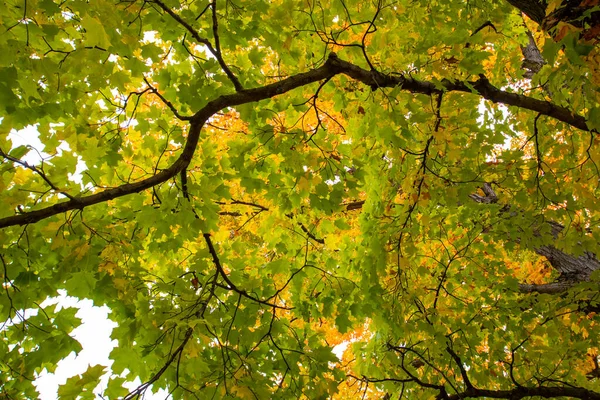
top-left (0, 53), bottom-right (592, 229)
top-left (470, 183), bottom-right (600, 293)
top-left (521, 30), bottom-right (545, 79)
top-left (535, 246), bottom-right (600, 281)
top-left (445, 384), bottom-right (600, 399)
top-left (326, 55), bottom-right (591, 131)
top-left (468, 183), bottom-right (498, 204)
top-left (518, 282), bottom-right (576, 294)
top-left (446, 346), bottom-right (473, 391)
top-left (345, 200), bottom-right (365, 210)
top-left (0, 56), bottom-right (337, 229)
top-left (364, 343), bottom-right (600, 399)
top-left (505, 0), bottom-right (600, 40)
top-left (443, 341), bottom-right (600, 398)
top-left (504, 0), bottom-right (546, 25)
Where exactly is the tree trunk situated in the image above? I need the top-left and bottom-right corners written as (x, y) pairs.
top-left (506, 0), bottom-right (600, 41)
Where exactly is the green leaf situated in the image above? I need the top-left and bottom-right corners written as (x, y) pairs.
top-left (80, 15), bottom-right (111, 49)
top-left (9, 145), bottom-right (29, 159)
top-left (588, 107), bottom-right (600, 131)
top-left (58, 365), bottom-right (106, 398)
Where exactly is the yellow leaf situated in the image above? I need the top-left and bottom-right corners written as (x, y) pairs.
top-left (186, 341), bottom-right (201, 358)
top-left (546, 0), bottom-right (563, 15)
top-left (13, 168), bottom-right (33, 185)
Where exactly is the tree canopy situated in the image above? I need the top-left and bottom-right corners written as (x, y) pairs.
top-left (1, 0), bottom-right (600, 398)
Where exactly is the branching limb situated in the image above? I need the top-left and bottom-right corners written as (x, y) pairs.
top-left (325, 55), bottom-right (592, 131)
top-left (364, 341), bottom-right (600, 399)
top-left (210, 0), bottom-right (243, 91)
top-left (151, 0), bottom-right (243, 91)
top-left (124, 251), bottom-right (222, 399)
top-left (143, 76), bottom-right (193, 121)
top-left (123, 327), bottom-right (194, 400)
top-left (469, 183), bottom-right (498, 204)
top-left (444, 384), bottom-right (600, 399)
top-left (0, 56), bottom-right (336, 228)
top-left (0, 148), bottom-right (77, 201)
top-left (1, 53), bottom-right (594, 229)
top-left (446, 346), bottom-right (473, 391)
top-left (469, 183), bottom-right (600, 292)
top-left (296, 221), bottom-right (325, 244)
top-left (203, 233), bottom-right (289, 309)
top-left (217, 200), bottom-right (324, 244)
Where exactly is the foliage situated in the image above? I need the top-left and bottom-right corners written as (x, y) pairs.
top-left (1, 0), bottom-right (600, 398)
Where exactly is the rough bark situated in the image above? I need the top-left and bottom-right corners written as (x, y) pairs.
top-left (471, 183), bottom-right (600, 293)
top-left (521, 30), bottom-right (545, 78)
top-left (505, 0), bottom-right (547, 25)
top-left (506, 0), bottom-right (600, 40)
top-left (445, 384), bottom-right (600, 400)
top-left (536, 245), bottom-right (600, 281)
top-left (545, 0), bottom-right (600, 35)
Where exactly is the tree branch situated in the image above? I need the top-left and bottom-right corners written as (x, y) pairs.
top-left (151, 0), bottom-right (243, 91)
top-left (446, 346), bottom-right (473, 391)
top-left (518, 282), bottom-right (577, 294)
top-left (210, 0), bottom-right (243, 91)
top-left (504, 0), bottom-right (546, 25)
top-left (470, 184), bottom-right (600, 292)
top-left (143, 76), bottom-right (193, 121)
top-left (0, 55), bottom-right (337, 229)
top-left (446, 384), bottom-right (600, 399)
top-left (123, 327), bottom-right (194, 400)
top-left (0, 148), bottom-right (77, 201)
top-left (202, 233), bottom-right (289, 309)
top-left (325, 55), bottom-right (592, 131)
top-left (469, 183), bottom-right (498, 204)
top-left (0, 53), bottom-right (593, 229)
top-left (363, 344), bottom-right (600, 400)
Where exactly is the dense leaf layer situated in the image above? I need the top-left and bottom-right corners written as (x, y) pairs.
top-left (1, 0), bottom-right (600, 398)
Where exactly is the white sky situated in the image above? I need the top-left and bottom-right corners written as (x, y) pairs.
top-left (34, 295), bottom-right (117, 399)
